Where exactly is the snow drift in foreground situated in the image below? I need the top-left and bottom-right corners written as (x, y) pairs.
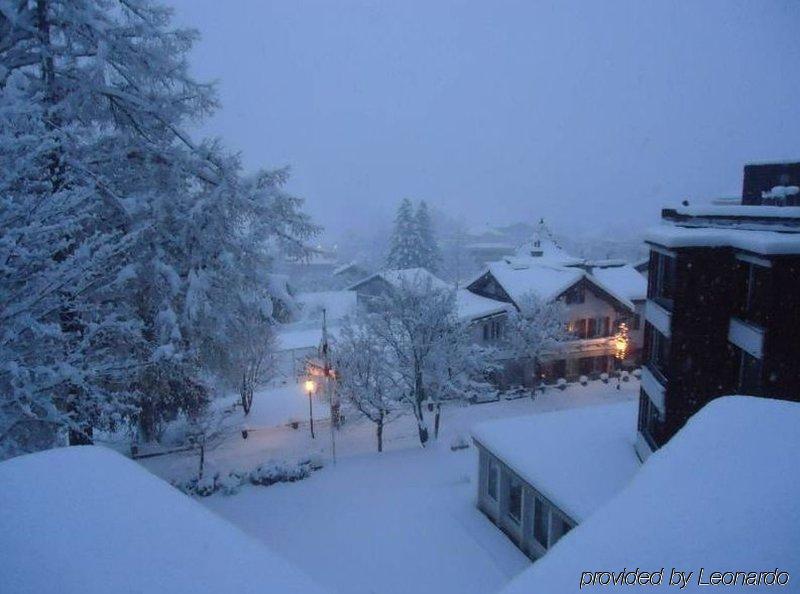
top-left (501, 396), bottom-right (800, 594)
top-left (0, 446), bottom-right (327, 594)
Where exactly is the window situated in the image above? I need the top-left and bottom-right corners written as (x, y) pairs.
top-left (487, 459), bottom-right (498, 500)
top-left (587, 318), bottom-right (597, 338)
top-left (737, 348), bottom-right (763, 395)
top-left (568, 319), bottom-right (587, 339)
top-left (630, 314), bottom-right (641, 331)
top-left (533, 496), bottom-right (549, 547)
top-left (736, 261), bottom-right (770, 327)
top-left (550, 515), bottom-right (572, 547)
top-left (646, 324), bottom-right (670, 381)
top-left (507, 477), bottom-right (522, 524)
top-left (637, 389), bottom-right (664, 448)
top-left (650, 252), bottom-right (676, 310)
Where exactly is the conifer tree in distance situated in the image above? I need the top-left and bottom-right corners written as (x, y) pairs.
top-left (415, 200), bottom-right (441, 273)
top-left (386, 198), bottom-right (420, 269)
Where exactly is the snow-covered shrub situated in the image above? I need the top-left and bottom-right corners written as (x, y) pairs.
top-left (450, 435), bottom-right (470, 451)
top-left (248, 460), bottom-right (311, 486)
top-left (600, 372), bottom-right (609, 383)
top-left (579, 375), bottom-right (589, 386)
top-left (556, 378), bottom-right (567, 390)
top-left (302, 454), bottom-right (325, 471)
top-left (621, 370), bottom-right (630, 382)
top-left (176, 459), bottom-right (319, 497)
top-left (219, 472), bottom-right (246, 496)
top-left (632, 368), bottom-right (642, 379)
top-left (193, 474), bottom-right (218, 497)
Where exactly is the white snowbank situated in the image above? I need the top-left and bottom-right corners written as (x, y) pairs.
top-left (0, 446), bottom-right (327, 594)
top-left (501, 396), bottom-right (800, 594)
top-left (472, 402), bottom-right (640, 522)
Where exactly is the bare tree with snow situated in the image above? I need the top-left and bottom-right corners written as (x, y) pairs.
top-left (503, 292), bottom-right (569, 383)
top-left (364, 277), bottom-right (489, 447)
top-left (333, 319), bottom-right (398, 452)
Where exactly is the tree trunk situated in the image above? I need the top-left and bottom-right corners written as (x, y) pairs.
top-left (241, 371), bottom-right (253, 415)
top-left (376, 412), bottom-right (384, 453)
top-left (413, 366), bottom-right (428, 447)
top-left (68, 426), bottom-right (93, 446)
top-left (198, 442), bottom-right (205, 480)
top-left (434, 403), bottom-right (441, 440)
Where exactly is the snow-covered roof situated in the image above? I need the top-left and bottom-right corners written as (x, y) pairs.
top-left (276, 323), bottom-right (342, 352)
top-left (472, 402), bottom-right (640, 522)
top-left (589, 265), bottom-right (647, 305)
top-left (296, 290), bottom-right (356, 322)
top-left (501, 396), bottom-right (800, 594)
top-left (456, 289), bottom-right (512, 321)
top-left (671, 204), bottom-right (800, 219)
top-left (646, 225), bottom-right (800, 255)
top-left (483, 260), bottom-right (584, 305)
top-left (0, 446), bottom-right (327, 594)
top-left (473, 258), bottom-right (644, 312)
top-left (349, 268), bottom-right (450, 292)
top-left (331, 261), bottom-right (366, 276)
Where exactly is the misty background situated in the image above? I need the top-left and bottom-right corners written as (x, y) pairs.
top-left (168, 0), bottom-right (800, 250)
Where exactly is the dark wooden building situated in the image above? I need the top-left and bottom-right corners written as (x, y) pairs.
top-left (635, 170), bottom-right (800, 460)
top-left (742, 161), bottom-right (800, 206)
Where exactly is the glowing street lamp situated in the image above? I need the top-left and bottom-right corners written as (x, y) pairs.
top-left (304, 379), bottom-right (316, 439)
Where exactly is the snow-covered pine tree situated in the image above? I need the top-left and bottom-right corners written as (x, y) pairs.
top-left (0, 0), bottom-right (317, 458)
top-left (414, 200), bottom-right (441, 273)
top-left (385, 198), bottom-right (421, 269)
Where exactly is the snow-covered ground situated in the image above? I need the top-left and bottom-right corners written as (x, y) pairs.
top-left (140, 378), bottom-right (639, 594)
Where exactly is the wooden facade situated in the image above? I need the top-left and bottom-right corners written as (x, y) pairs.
top-left (638, 213), bottom-right (800, 458)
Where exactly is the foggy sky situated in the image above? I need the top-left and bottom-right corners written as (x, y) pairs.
top-left (168, 0), bottom-right (800, 242)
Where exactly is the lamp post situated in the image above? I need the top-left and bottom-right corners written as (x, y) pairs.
top-left (305, 379), bottom-right (316, 439)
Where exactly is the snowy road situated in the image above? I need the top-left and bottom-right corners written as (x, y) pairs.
top-left (140, 379), bottom-right (639, 594)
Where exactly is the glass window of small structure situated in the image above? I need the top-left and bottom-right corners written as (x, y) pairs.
top-left (487, 458), bottom-right (499, 500)
top-left (550, 514), bottom-right (572, 546)
top-left (507, 476), bottom-right (523, 524)
top-left (651, 252), bottom-right (676, 309)
top-left (737, 348), bottom-right (763, 395)
top-left (533, 496), bottom-right (549, 547)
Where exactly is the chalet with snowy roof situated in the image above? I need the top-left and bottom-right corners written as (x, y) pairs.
top-left (499, 397), bottom-right (800, 592)
top-left (347, 267), bottom-right (450, 310)
top-left (330, 261), bottom-right (370, 289)
top-left (637, 161), bottom-right (800, 460)
top-left (465, 222), bottom-right (647, 383)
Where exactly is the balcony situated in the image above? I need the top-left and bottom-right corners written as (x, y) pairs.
top-left (728, 317), bottom-right (764, 359)
top-left (644, 299), bottom-right (672, 338)
top-left (640, 365), bottom-right (666, 413)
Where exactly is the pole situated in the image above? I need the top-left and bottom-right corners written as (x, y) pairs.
top-left (329, 381), bottom-right (337, 465)
top-left (322, 308), bottom-right (337, 464)
top-left (308, 388), bottom-right (315, 439)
